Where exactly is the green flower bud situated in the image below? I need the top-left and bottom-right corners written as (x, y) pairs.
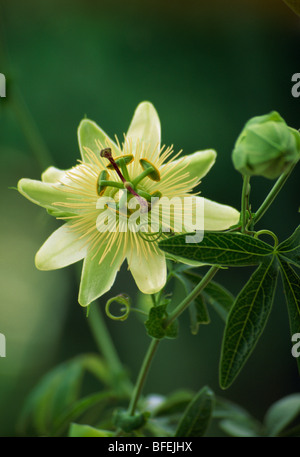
top-left (232, 111), bottom-right (300, 179)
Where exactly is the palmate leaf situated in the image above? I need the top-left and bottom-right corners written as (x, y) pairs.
top-left (220, 256), bottom-right (279, 389)
top-left (277, 225), bottom-right (300, 269)
top-left (159, 232), bottom-right (274, 267)
top-left (278, 258), bottom-right (300, 374)
top-left (175, 386), bottom-right (214, 437)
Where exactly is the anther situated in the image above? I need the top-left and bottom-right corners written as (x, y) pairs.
top-left (96, 170), bottom-right (110, 196)
top-left (139, 158), bottom-right (160, 182)
top-left (150, 190), bottom-right (162, 198)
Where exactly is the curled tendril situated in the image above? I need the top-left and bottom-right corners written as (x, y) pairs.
top-left (253, 229), bottom-right (279, 248)
top-left (105, 294), bottom-right (131, 321)
top-left (137, 223), bottom-right (164, 243)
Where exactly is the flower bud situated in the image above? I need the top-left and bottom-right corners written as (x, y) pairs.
top-left (232, 111), bottom-right (300, 179)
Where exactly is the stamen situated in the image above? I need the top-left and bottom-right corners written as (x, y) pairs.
top-left (96, 170), bottom-right (110, 195)
top-left (150, 190), bottom-right (162, 198)
top-left (139, 158), bottom-right (160, 182)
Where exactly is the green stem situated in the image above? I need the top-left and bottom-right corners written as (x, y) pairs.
top-left (151, 294), bottom-right (157, 307)
top-left (126, 266), bottom-right (220, 417)
top-left (241, 175), bottom-right (250, 233)
top-left (127, 338), bottom-right (160, 416)
top-left (88, 303), bottom-right (131, 393)
top-left (165, 266), bottom-right (219, 327)
top-left (254, 160), bottom-right (298, 225)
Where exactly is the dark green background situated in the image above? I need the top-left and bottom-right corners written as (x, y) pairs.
top-left (0, 0), bottom-right (299, 436)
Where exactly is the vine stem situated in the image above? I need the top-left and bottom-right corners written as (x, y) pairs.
top-left (127, 338), bottom-right (160, 416)
top-left (127, 266), bottom-right (219, 416)
top-left (165, 266), bottom-right (219, 327)
top-left (254, 160), bottom-right (298, 225)
top-left (88, 304), bottom-right (132, 394)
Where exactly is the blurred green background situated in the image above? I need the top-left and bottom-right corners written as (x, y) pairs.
top-left (0, 0), bottom-right (299, 436)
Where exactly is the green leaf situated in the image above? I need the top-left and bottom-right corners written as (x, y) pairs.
top-left (159, 232), bottom-right (274, 267)
top-left (175, 386), bottom-right (214, 437)
top-left (53, 391), bottom-right (118, 436)
top-left (278, 258), bottom-right (300, 374)
top-left (213, 397), bottom-right (254, 420)
top-left (185, 271), bottom-right (234, 322)
top-left (18, 354), bottom-right (111, 436)
top-left (194, 294), bottom-right (210, 325)
top-left (219, 419), bottom-right (260, 437)
top-left (174, 273), bottom-right (210, 334)
top-left (264, 394), bottom-right (300, 436)
top-left (214, 397), bottom-right (263, 437)
top-left (277, 225), bottom-right (300, 268)
top-left (220, 256), bottom-right (279, 389)
top-left (145, 304), bottom-right (178, 339)
top-left (153, 390), bottom-right (194, 417)
top-left (69, 423), bottom-right (114, 437)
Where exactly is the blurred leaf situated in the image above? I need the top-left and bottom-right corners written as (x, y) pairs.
top-left (213, 397), bottom-right (254, 420)
top-left (175, 386), bottom-right (214, 437)
top-left (69, 423), bottom-right (114, 437)
top-left (53, 391), bottom-right (119, 436)
top-left (219, 419), bottom-right (260, 437)
top-left (214, 398), bottom-right (262, 436)
top-left (282, 0), bottom-right (300, 17)
top-left (185, 271), bottom-right (234, 322)
top-left (145, 304), bottom-right (178, 339)
top-left (220, 256), bottom-right (278, 389)
top-left (18, 354), bottom-right (111, 436)
top-left (264, 394), bottom-right (300, 436)
top-left (278, 424), bottom-right (300, 437)
top-left (159, 232), bottom-right (274, 266)
top-left (277, 225), bottom-right (300, 269)
top-left (153, 390), bottom-right (194, 418)
top-left (278, 259), bottom-right (300, 374)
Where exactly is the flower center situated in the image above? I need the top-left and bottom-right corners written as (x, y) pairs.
top-left (98, 148), bottom-right (161, 214)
